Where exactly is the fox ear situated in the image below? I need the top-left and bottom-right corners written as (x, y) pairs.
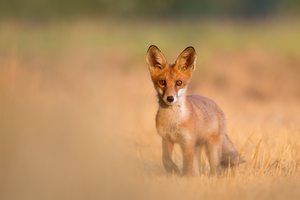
top-left (146, 45), bottom-right (167, 74)
top-left (175, 46), bottom-right (196, 73)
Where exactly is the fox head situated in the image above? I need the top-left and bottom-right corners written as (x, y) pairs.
top-left (146, 45), bottom-right (196, 106)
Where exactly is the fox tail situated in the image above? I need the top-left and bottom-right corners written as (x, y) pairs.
top-left (220, 134), bottom-right (245, 168)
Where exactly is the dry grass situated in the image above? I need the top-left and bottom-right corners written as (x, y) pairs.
top-left (0, 19), bottom-right (300, 200)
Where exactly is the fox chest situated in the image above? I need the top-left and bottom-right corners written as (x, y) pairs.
top-left (155, 108), bottom-right (191, 142)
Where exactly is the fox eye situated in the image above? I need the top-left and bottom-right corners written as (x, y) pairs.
top-left (158, 80), bottom-right (166, 86)
top-left (176, 80), bottom-right (182, 86)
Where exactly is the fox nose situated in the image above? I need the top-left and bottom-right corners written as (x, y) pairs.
top-left (166, 96), bottom-right (174, 103)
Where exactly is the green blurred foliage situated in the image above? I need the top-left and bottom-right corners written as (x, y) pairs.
top-left (0, 0), bottom-right (299, 19)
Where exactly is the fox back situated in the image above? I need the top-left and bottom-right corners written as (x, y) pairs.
top-left (146, 45), bottom-right (244, 176)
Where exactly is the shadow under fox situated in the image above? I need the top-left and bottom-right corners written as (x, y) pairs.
top-left (146, 45), bottom-right (245, 176)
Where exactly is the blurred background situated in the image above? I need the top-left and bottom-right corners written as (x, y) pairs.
top-left (1, 1), bottom-right (300, 200)
top-left (0, 0), bottom-right (300, 19)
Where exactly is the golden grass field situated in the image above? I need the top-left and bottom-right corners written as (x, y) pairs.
top-left (1, 19), bottom-right (300, 200)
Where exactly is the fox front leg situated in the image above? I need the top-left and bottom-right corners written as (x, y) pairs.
top-left (162, 139), bottom-right (180, 174)
top-left (181, 142), bottom-right (199, 176)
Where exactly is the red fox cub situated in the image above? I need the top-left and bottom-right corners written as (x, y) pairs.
top-left (146, 45), bottom-right (244, 176)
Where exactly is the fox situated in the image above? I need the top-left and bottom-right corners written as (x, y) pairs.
top-left (146, 45), bottom-right (245, 176)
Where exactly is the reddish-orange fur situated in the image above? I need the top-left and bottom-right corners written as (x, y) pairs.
top-left (146, 45), bottom-right (245, 176)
